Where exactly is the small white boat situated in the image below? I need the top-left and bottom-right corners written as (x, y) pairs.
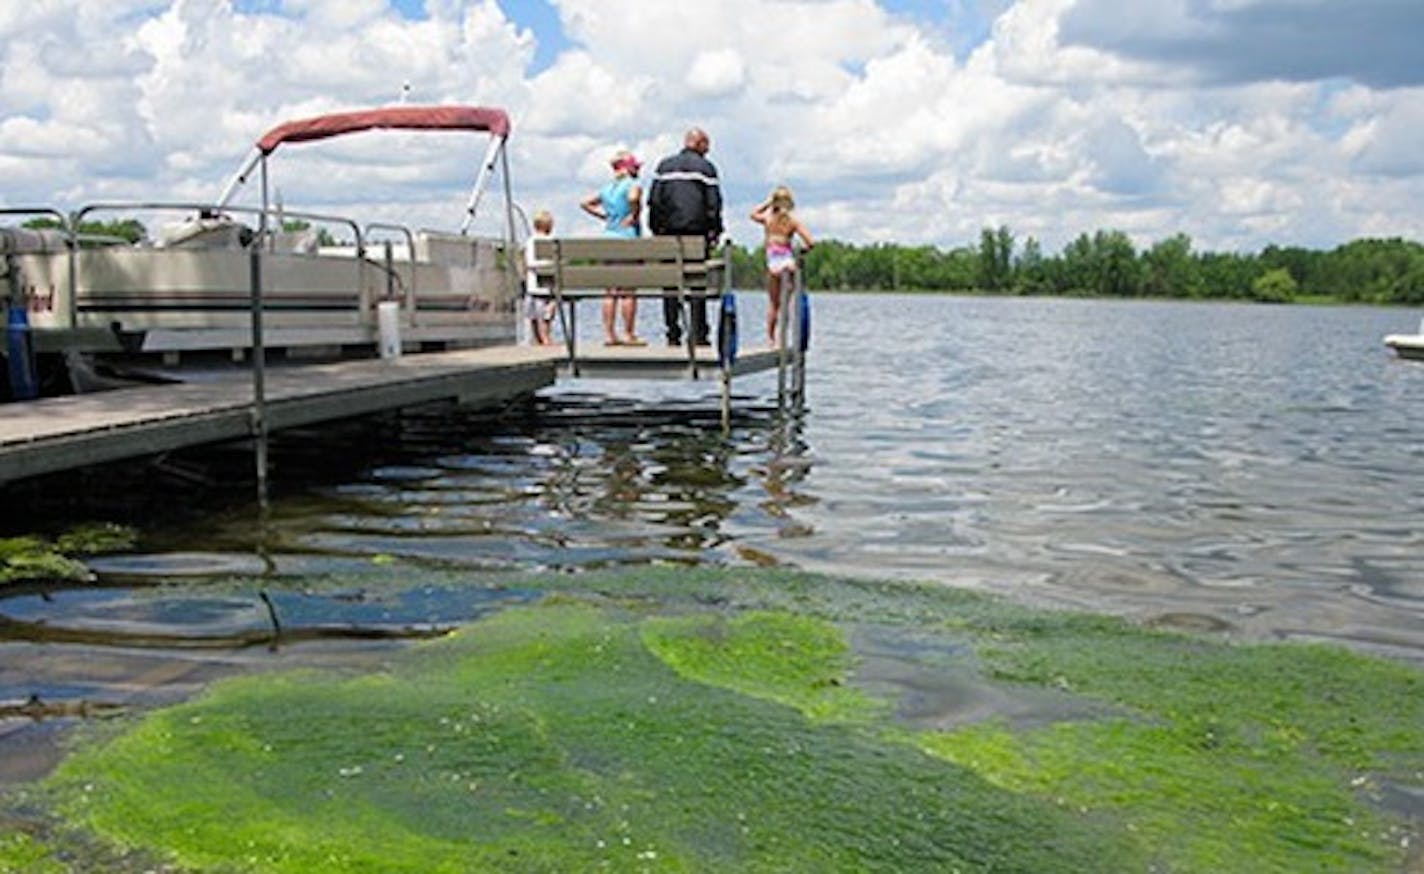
top-left (1, 105), bottom-right (523, 398)
top-left (1384, 317), bottom-right (1424, 360)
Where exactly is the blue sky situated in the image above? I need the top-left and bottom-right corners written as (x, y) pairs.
top-left (497, 0), bottom-right (568, 72)
top-left (1, 0), bottom-right (1421, 252)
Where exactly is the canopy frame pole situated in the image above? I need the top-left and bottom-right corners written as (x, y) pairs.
top-left (460, 136), bottom-right (505, 235)
top-left (217, 149), bottom-right (263, 210)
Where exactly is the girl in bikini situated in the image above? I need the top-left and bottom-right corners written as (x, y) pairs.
top-left (750, 185), bottom-right (814, 344)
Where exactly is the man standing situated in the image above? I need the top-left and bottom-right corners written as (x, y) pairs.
top-left (648, 127), bottom-right (723, 346)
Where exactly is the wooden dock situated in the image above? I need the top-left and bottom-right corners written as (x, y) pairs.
top-left (554, 342), bottom-right (781, 380)
top-left (0, 342), bottom-right (786, 484)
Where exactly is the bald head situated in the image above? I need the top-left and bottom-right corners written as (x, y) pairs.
top-left (684, 127), bottom-right (710, 155)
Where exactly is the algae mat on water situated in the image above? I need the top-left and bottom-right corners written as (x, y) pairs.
top-left (6, 568), bottom-right (1424, 873)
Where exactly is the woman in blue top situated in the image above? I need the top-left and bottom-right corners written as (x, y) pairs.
top-left (580, 149), bottom-right (646, 346)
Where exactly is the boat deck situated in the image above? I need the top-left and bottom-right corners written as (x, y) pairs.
top-left (0, 342), bottom-right (785, 483)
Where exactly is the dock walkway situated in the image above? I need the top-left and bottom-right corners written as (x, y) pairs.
top-left (0, 343), bottom-right (782, 483)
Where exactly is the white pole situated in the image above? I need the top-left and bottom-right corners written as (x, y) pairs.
top-left (460, 137), bottom-right (505, 235)
top-left (217, 150), bottom-right (264, 208)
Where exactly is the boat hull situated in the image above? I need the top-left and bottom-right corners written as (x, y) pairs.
top-left (8, 231), bottom-right (518, 363)
top-left (1384, 334), bottom-right (1424, 360)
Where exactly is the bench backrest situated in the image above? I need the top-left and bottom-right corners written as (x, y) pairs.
top-left (529, 235), bottom-right (721, 292)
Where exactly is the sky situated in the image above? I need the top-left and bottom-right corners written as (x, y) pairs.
top-left (1, 0), bottom-right (1421, 254)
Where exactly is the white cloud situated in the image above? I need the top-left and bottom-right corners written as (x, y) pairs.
top-left (0, 0), bottom-right (1419, 254)
top-left (1345, 89), bottom-right (1424, 178)
top-left (685, 49), bottom-right (746, 99)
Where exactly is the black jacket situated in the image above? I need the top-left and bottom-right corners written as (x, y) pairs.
top-left (648, 148), bottom-right (723, 239)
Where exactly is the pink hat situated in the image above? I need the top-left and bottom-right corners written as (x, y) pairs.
top-left (611, 150), bottom-right (641, 174)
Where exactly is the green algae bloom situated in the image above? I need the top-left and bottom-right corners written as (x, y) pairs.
top-left (30, 603), bottom-right (1139, 872)
top-left (4, 568), bottom-right (1421, 872)
top-left (0, 833), bottom-right (64, 874)
top-left (0, 523), bottom-right (136, 585)
top-left (0, 537), bottom-right (90, 585)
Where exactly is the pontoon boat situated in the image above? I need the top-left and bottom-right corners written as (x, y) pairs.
top-left (0, 105), bottom-right (523, 400)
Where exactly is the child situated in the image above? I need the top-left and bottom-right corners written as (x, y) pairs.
top-left (523, 209), bottom-right (557, 345)
top-left (750, 185), bottom-right (814, 344)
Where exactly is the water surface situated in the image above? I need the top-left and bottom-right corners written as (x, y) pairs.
top-left (5, 293), bottom-right (1423, 662)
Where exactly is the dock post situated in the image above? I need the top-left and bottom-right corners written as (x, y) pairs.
top-left (719, 238), bottom-right (734, 434)
top-left (720, 368), bottom-right (732, 434)
top-left (776, 270), bottom-right (792, 411)
top-left (248, 246), bottom-right (269, 512)
top-left (251, 159), bottom-right (271, 513)
top-left (792, 266), bottom-right (807, 413)
top-left (554, 240), bottom-right (579, 377)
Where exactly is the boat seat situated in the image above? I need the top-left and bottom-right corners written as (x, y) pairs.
top-left (156, 217), bottom-right (249, 249)
top-left (270, 228), bottom-right (321, 254)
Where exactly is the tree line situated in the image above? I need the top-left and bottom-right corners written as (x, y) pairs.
top-left (729, 228), bottom-right (1424, 305)
top-left (25, 216), bottom-right (1423, 305)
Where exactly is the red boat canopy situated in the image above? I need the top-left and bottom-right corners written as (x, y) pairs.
top-left (256, 105), bottom-right (511, 154)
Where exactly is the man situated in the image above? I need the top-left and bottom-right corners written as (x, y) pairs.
top-left (648, 126), bottom-right (723, 346)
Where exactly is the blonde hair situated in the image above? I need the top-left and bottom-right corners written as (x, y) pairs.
top-left (531, 209), bottom-right (554, 234)
top-left (769, 185), bottom-right (795, 213)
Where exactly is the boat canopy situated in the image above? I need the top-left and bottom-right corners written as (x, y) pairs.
top-left (255, 105), bottom-right (511, 154)
top-left (215, 104), bottom-right (515, 232)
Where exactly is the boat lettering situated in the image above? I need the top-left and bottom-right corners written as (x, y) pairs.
top-left (27, 284), bottom-right (56, 313)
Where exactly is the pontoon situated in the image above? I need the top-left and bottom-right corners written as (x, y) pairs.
top-left (0, 105), bottom-right (523, 400)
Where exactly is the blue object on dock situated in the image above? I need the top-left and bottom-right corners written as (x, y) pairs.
top-left (6, 303), bottom-right (38, 400)
top-left (797, 291), bottom-right (811, 353)
top-left (718, 292), bottom-right (738, 368)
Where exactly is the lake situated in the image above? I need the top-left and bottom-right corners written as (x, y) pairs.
top-left (3, 292), bottom-right (1423, 726)
top-left (789, 294), bottom-right (1424, 658)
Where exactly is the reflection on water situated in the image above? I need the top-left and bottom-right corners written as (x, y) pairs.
top-left (257, 393), bottom-right (796, 572)
top-left (2, 294), bottom-right (1423, 662)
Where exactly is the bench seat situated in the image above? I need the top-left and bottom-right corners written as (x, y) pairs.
top-left (528, 235), bottom-right (723, 295)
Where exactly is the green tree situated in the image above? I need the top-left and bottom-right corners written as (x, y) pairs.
top-left (1251, 267), bottom-right (1298, 303)
top-left (1092, 230), bottom-right (1141, 297)
top-left (977, 225), bottom-right (1013, 292)
top-left (23, 216), bottom-right (146, 244)
top-left (1143, 234), bottom-right (1202, 298)
top-left (1014, 237), bottom-right (1049, 295)
top-left (1196, 252), bottom-right (1257, 299)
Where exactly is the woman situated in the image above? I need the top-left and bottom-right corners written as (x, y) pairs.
top-left (580, 150), bottom-right (646, 346)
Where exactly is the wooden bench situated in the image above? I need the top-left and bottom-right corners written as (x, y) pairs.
top-left (524, 235), bottom-right (727, 376)
top-left (527, 234), bottom-right (723, 298)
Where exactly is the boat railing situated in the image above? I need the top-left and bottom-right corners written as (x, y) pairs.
top-left (75, 201), bottom-right (374, 320)
top-left (0, 206), bottom-right (72, 239)
top-left (72, 201), bottom-right (365, 255)
top-left (364, 222), bottom-right (418, 310)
